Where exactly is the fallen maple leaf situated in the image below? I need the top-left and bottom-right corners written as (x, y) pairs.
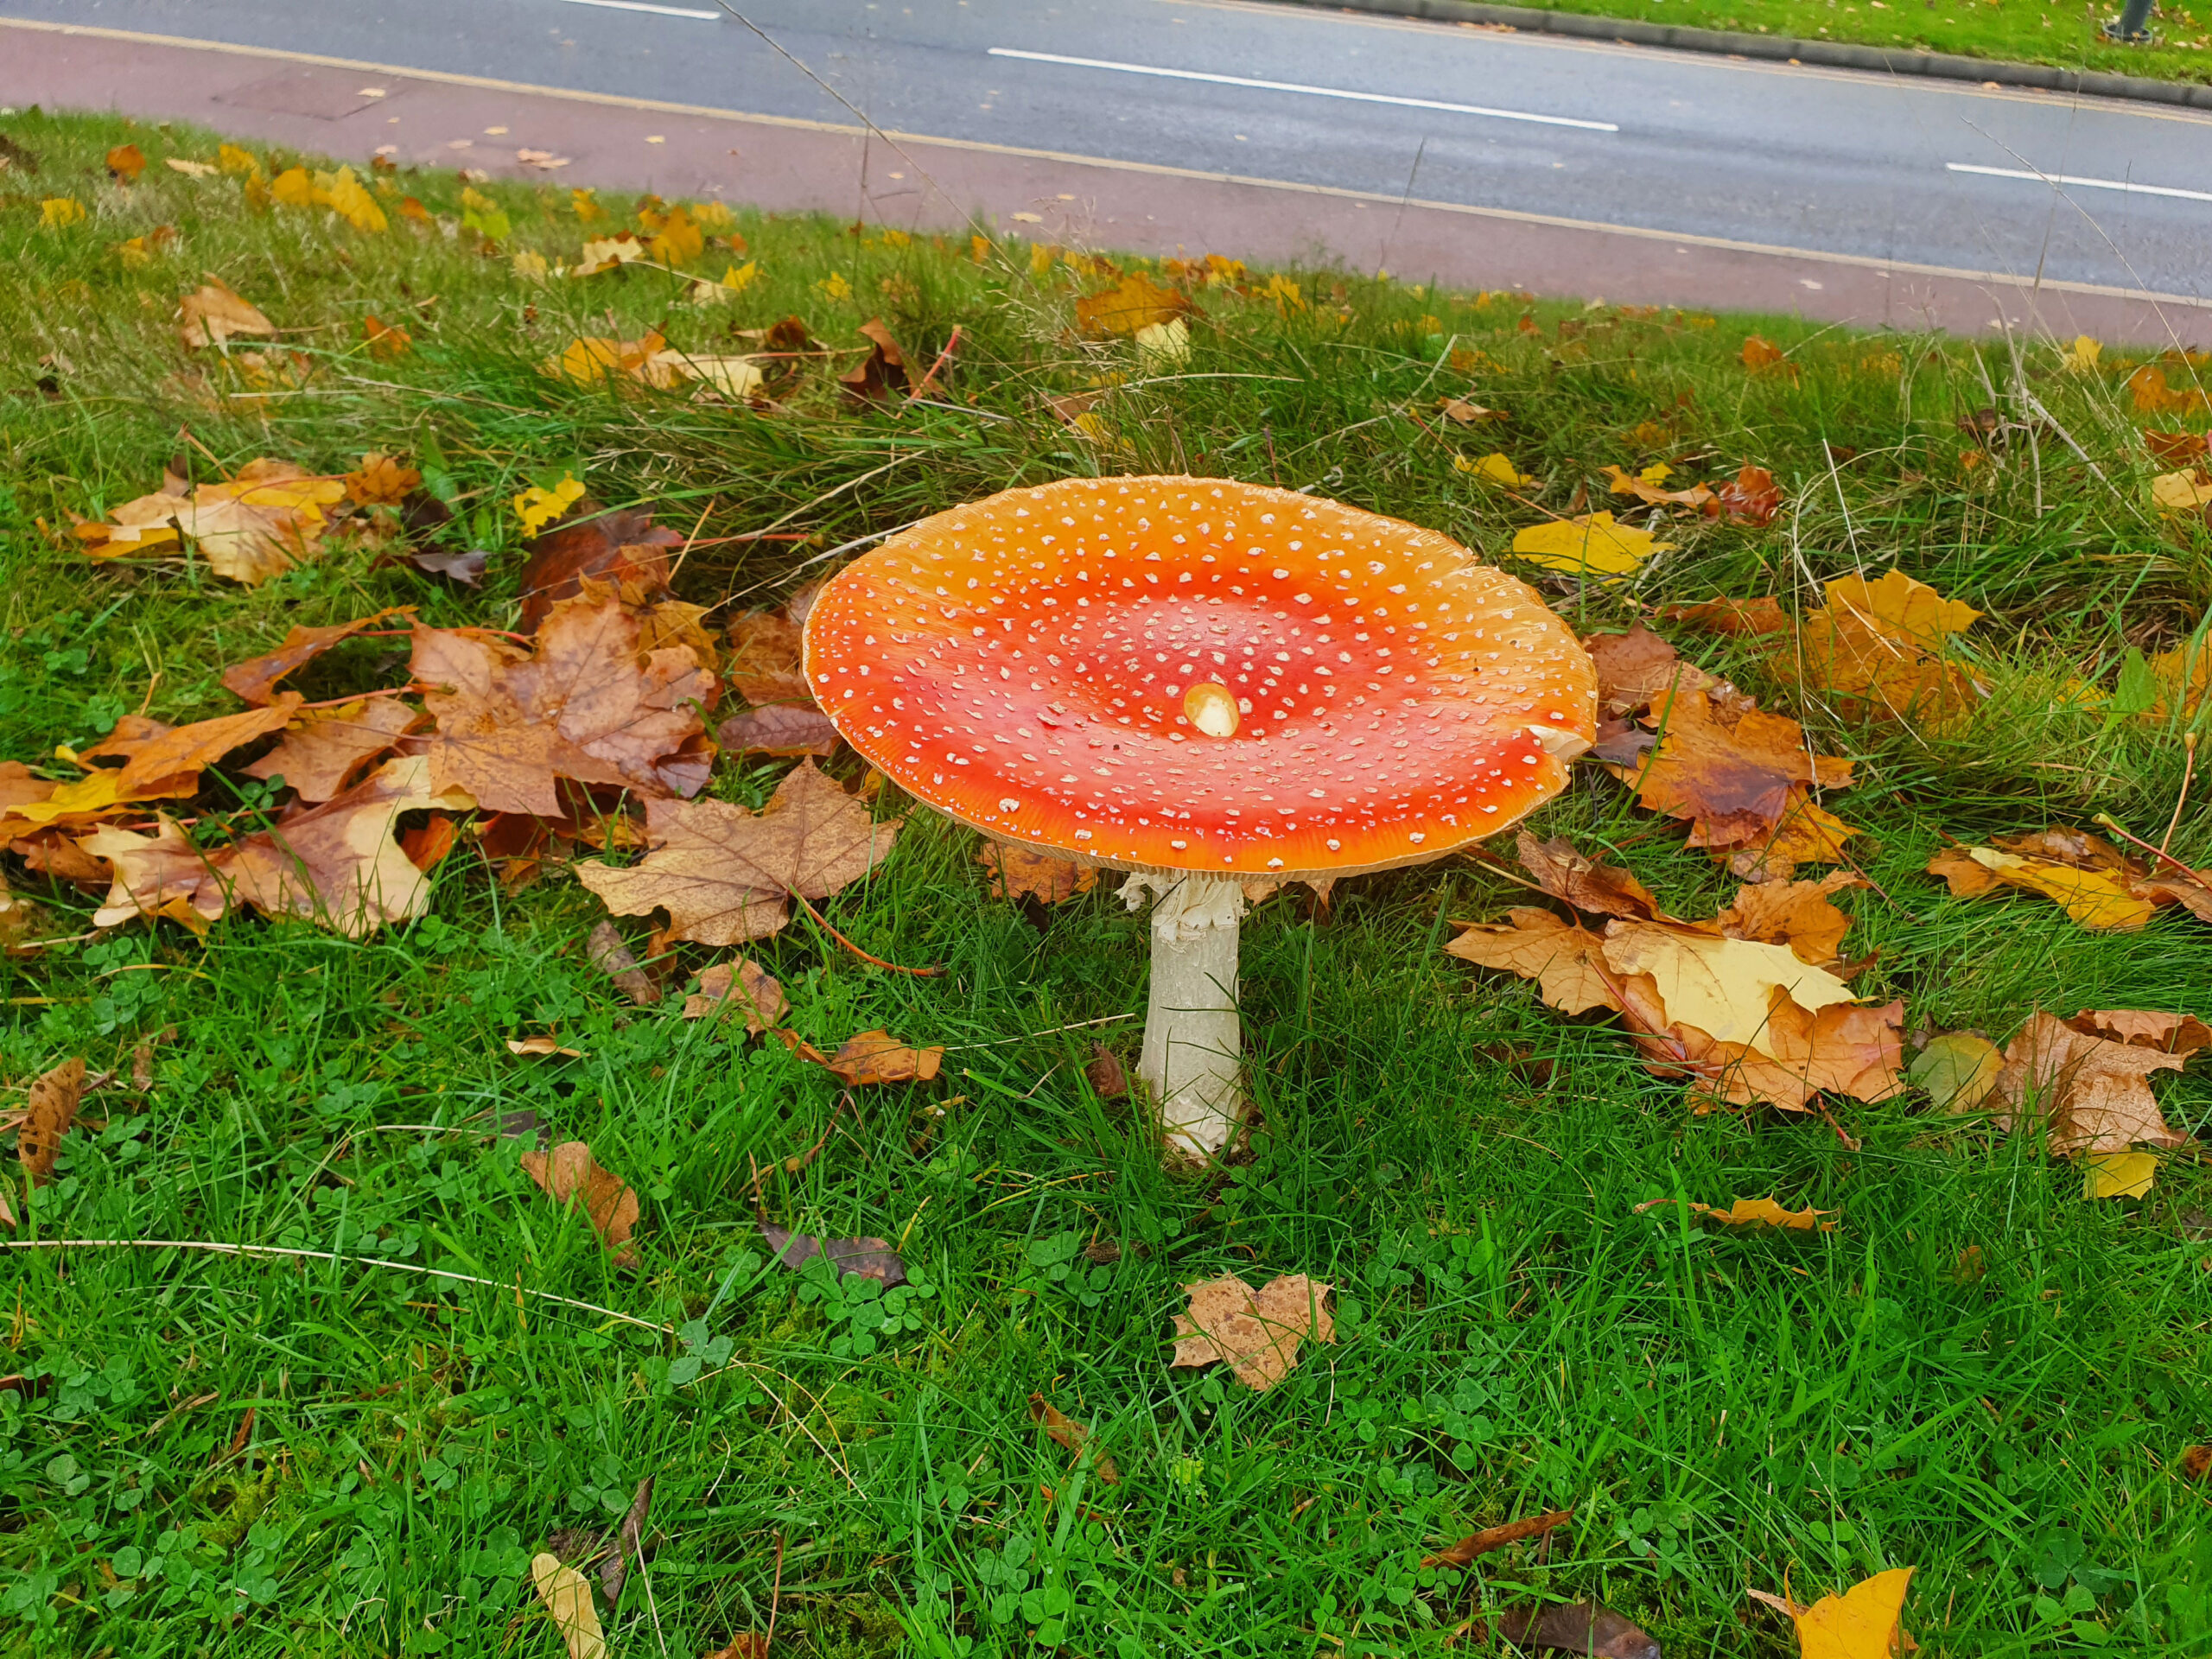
top-left (79, 817), bottom-right (231, 931)
top-left (220, 608), bottom-right (409, 706)
top-left (1617, 686), bottom-right (1853, 851)
top-left (517, 504), bottom-right (680, 631)
top-left (2131, 363), bottom-right (2210, 415)
top-left (111, 695), bottom-right (304, 795)
top-left (413, 591), bottom-right (715, 817)
top-left (1908, 1030), bottom-right (2005, 1113)
top-left (598, 1477), bottom-right (654, 1609)
top-left (1602, 924), bottom-right (1855, 1046)
top-left (1583, 625), bottom-right (1718, 718)
top-left (1446, 907), bottom-right (1619, 1015)
top-left (1718, 786), bottom-right (1860, 882)
top-left (717, 703), bottom-right (839, 760)
top-left (577, 760), bottom-right (899, 946)
top-left (2180, 1444), bottom-right (2212, 1480)
top-left (838, 317), bottom-right (909, 404)
top-left (106, 143), bottom-right (146, 182)
top-left (0, 763), bottom-right (198, 846)
top-left (1700, 871), bottom-right (1862, 965)
top-left (1028, 1394), bottom-right (1122, 1484)
top-left (17, 1057), bottom-right (86, 1186)
top-left (1512, 830), bottom-right (1663, 921)
top-left (244, 698), bottom-right (424, 802)
top-left (2143, 429), bottom-right (2209, 465)
top-left (2084, 1151), bottom-right (2158, 1199)
top-left (1457, 451), bottom-right (1535, 486)
top-left (1925, 828), bottom-right (2157, 931)
top-left (683, 959), bottom-right (786, 1031)
top-left (728, 606), bottom-right (812, 705)
top-left (1794, 1566), bottom-right (1913, 1659)
top-left (1438, 397), bottom-right (1503, 423)
top-left (519, 1141), bottom-right (639, 1265)
top-left (362, 314), bottom-right (410, 358)
top-left (1075, 271), bottom-right (1191, 336)
top-left (1773, 569), bottom-right (1983, 729)
top-left (530, 1552), bottom-right (607, 1659)
top-left (1511, 512), bottom-right (1671, 580)
top-left (1661, 595), bottom-right (1794, 636)
top-left (1602, 461), bottom-right (1711, 510)
top-left (1498, 1601), bottom-right (1660, 1659)
top-left (344, 453), bottom-right (421, 506)
top-left (1989, 1010), bottom-right (2197, 1156)
top-left (760, 1223), bottom-right (907, 1286)
top-left (1740, 334), bottom-right (1796, 377)
top-left (178, 276), bottom-right (275, 349)
top-left (407, 548), bottom-right (489, 588)
top-left (1710, 463), bottom-right (1785, 526)
top-left (979, 843), bottom-right (1096, 905)
top-left (1170, 1273), bottom-right (1332, 1392)
top-left (1086, 1046), bottom-right (1129, 1098)
top-left (1422, 1508), bottom-right (1573, 1569)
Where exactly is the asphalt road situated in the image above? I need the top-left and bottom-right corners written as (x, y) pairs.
top-left (8, 0), bottom-right (2212, 299)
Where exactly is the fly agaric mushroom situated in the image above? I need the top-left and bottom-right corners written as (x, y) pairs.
top-left (804, 477), bottom-right (1594, 1160)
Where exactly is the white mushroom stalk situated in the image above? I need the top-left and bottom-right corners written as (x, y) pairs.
top-left (1121, 873), bottom-right (1248, 1160)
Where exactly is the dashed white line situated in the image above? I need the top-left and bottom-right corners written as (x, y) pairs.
top-left (556, 0), bottom-right (721, 19)
top-left (1947, 161), bottom-right (2212, 204)
top-left (985, 46), bottom-right (1618, 133)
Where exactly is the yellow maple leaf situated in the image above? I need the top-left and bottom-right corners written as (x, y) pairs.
top-left (689, 260), bottom-right (758, 304)
top-left (2083, 1150), bottom-right (2158, 1199)
top-left (1455, 452), bottom-right (1534, 486)
top-left (818, 271), bottom-right (853, 302)
top-left (1795, 1567), bottom-right (1913, 1659)
top-left (571, 187), bottom-right (603, 223)
top-left (1600, 925), bottom-right (1858, 1047)
top-left (217, 143), bottom-right (260, 177)
top-left (315, 165), bottom-right (387, 233)
top-left (41, 197), bottom-right (86, 228)
top-left (1511, 512), bottom-right (1672, 580)
top-left (646, 204), bottom-right (704, 266)
top-left (269, 166), bottom-right (315, 208)
top-left (2060, 334), bottom-right (2102, 374)
top-left (2151, 470), bottom-right (2212, 512)
top-left (1956, 847), bottom-right (2154, 930)
top-left (514, 475), bottom-right (586, 535)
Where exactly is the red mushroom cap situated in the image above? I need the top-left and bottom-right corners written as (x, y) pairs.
top-left (803, 477), bottom-right (1595, 876)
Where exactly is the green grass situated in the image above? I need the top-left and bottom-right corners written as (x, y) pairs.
top-left (1488, 0), bottom-right (2212, 86)
top-left (3, 108), bottom-right (2212, 1659)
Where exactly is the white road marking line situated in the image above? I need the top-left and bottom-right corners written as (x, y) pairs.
top-left (1947, 161), bottom-right (2212, 204)
top-left (556, 0), bottom-right (721, 19)
top-left (985, 46), bottom-right (1618, 133)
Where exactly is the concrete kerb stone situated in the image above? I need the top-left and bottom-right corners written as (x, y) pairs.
top-left (1268, 0), bottom-right (2212, 111)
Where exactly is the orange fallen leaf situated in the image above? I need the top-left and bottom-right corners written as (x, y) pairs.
top-left (362, 314), bottom-right (410, 358)
top-left (1075, 271), bottom-right (1193, 336)
top-left (219, 608), bottom-right (410, 706)
top-left (1582, 625), bottom-right (1718, 719)
top-left (1639, 1195), bottom-right (1835, 1230)
top-left (1660, 595), bottom-right (1794, 636)
top-left (1027, 1394), bottom-right (1122, 1484)
top-left (1446, 908), bottom-right (1620, 1015)
top-left (819, 1029), bottom-right (943, 1085)
top-left (519, 1141), bottom-right (639, 1265)
top-left (1511, 830), bottom-right (1664, 922)
top-left (1988, 1010), bottom-right (2198, 1156)
top-left (979, 843), bottom-right (1096, 904)
top-left (1772, 569), bottom-right (1983, 729)
top-left (1925, 827), bottom-right (2157, 931)
top-left (2129, 363), bottom-right (2209, 416)
top-left (344, 453), bottom-right (421, 506)
top-left (1708, 464), bottom-right (1784, 526)
top-left (578, 761), bottom-right (899, 946)
top-left (18, 1058), bottom-right (86, 1186)
top-left (726, 605), bottom-right (814, 706)
top-left (518, 503), bottom-right (681, 632)
top-left (106, 143), bottom-right (146, 182)
top-left (243, 697), bottom-right (425, 802)
top-left (1740, 334), bottom-right (1797, 378)
top-left (1794, 1566), bottom-right (1914, 1659)
top-left (1422, 1509), bottom-right (1573, 1569)
top-left (1616, 686), bottom-right (1853, 852)
top-left (111, 695), bottom-right (304, 794)
top-left (1170, 1272), bottom-right (1332, 1391)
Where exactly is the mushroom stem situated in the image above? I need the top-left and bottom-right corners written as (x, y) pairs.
top-left (1122, 874), bottom-right (1248, 1161)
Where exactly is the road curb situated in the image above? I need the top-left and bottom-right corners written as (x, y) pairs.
top-left (1264, 0), bottom-right (2212, 110)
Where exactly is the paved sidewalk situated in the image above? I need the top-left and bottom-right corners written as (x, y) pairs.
top-left (8, 19), bottom-right (2208, 345)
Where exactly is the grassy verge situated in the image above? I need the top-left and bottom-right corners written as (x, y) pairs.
top-left (3, 108), bottom-right (2212, 1659)
top-left (1471, 0), bottom-right (2212, 86)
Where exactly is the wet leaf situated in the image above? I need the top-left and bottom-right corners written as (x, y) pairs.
top-left (1027, 1394), bottom-right (1122, 1484)
top-left (577, 761), bottom-right (900, 946)
top-left (519, 1141), bottom-right (639, 1264)
top-left (1794, 1566), bottom-right (1913, 1659)
top-left (530, 1553), bottom-right (607, 1659)
top-left (1422, 1508), bottom-right (1573, 1569)
top-left (1169, 1273), bottom-right (1332, 1392)
top-left (414, 591), bottom-right (714, 817)
top-left (1908, 1031), bottom-right (2004, 1113)
top-left (220, 609), bottom-right (410, 706)
top-left (586, 920), bottom-right (661, 1006)
top-left (683, 959), bottom-right (786, 1032)
top-left (760, 1224), bottom-right (907, 1287)
top-left (980, 843), bottom-right (1096, 905)
top-left (1511, 512), bottom-right (1672, 580)
top-left (717, 703), bottom-right (840, 760)
top-left (18, 1057), bottom-right (86, 1186)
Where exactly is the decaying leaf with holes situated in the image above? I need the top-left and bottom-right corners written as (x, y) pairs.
top-left (577, 761), bottom-right (899, 945)
top-left (1169, 1273), bottom-right (1332, 1391)
top-left (16, 1057), bottom-right (87, 1187)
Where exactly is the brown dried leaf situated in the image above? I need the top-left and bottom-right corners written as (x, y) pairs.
top-left (716, 703), bottom-right (839, 760)
top-left (1422, 1509), bottom-right (1573, 1569)
top-left (683, 959), bottom-right (787, 1031)
top-left (517, 505), bottom-right (681, 632)
top-left (576, 761), bottom-right (900, 946)
top-left (1648, 992), bottom-right (1905, 1113)
top-left (822, 1029), bottom-right (942, 1085)
top-left (1717, 786), bottom-right (1859, 880)
top-left (80, 816), bottom-right (232, 931)
top-left (726, 609), bottom-right (811, 706)
top-left (1583, 625), bottom-right (1718, 718)
top-left (220, 608), bottom-right (410, 706)
top-left (414, 591), bottom-right (714, 817)
top-left (113, 693), bottom-right (303, 795)
top-left (2069, 1009), bottom-right (2212, 1052)
top-left (1660, 595), bottom-right (1794, 636)
top-left (1027, 1394), bottom-right (1122, 1484)
top-left (1085, 1045), bottom-right (1128, 1099)
top-left (1513, 831), bottom-right (1662, 921)
top-left (1169, 1272), bottom-right (1332, 1392)
top-left (178, 276), bottom-right (275, 349)
top-left (1499, 1601), bottom-right (1662, 1659)
top-left (1446, 908), bottom-right (1622, 1016)
top-left (1620, 687), bottom-right (1853, 849)
top-left (598, 1477), bottom-right (653, 1609)
top-left (18, 1057), bottom-right (86, 1186)
top-left (243, 697), bottom-right (425, 802)
top-left (586, 920), bottom-right (661, 1006)
top-left (980, 843), bottom-right (1096, 905)
top-left (1701, 871), bottom-right (1862, 964)
top-left (760, 1224), bottom-right (907, 1286)
top-left (518, 1141), bottom-right (639, 1264)
top-left (2182, 1445), bottom-right (2212, 1481)
top-left (1990, 1011), bottom-right (2192, 1155)
top-left (837, 316), bottom-right (910, 404)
